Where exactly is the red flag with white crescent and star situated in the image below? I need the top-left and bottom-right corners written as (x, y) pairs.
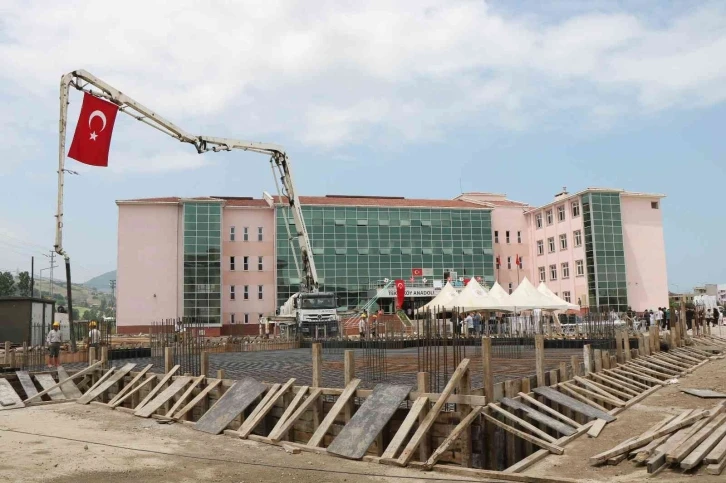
top-left (67, 93), bottom-right (119, 167)
top-left (395, 279), bottom-right (405, 309)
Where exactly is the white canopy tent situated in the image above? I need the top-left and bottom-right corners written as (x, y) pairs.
top-left (498, 277), bottom-right (570, 311)
top-left (537, 282), bottom-right (580, 311)
top-left (415, 282), bottom-right (458, 314)
top-left (443, 278), bottom-right (490, 311)
top-left (467, 281), bottom-right (513, 311)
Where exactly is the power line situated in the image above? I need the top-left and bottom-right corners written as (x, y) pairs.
top-left (0, 428), bottom-right (477, 482)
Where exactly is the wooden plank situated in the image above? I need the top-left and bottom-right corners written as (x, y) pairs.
top-left (668, 411), bottom-right (726, 463)
top-left (504, 423), bottom-right (591, 473)
top-left (24, 361), bottom-right (102, 403)
top-left (533, 386), bottom-right (615, 422)
top-left (327, 384), bottom-right (410, 459)
top-left (424, 406), bottom-right (483, 469)
top-left (573, 377), bottom-right (627, 405)
top-left (238, 378), bottom-right (295, 437)
top-left (266, 385), bottom-right (309, 439)
top-left (108, 364), bottom-right (153, 406)
top-left (682, 388), bottom-right (726, 399)
top-left (15, 371), bottom-right (38, 400)
top-left (613, 367), bottom-right (664, 385)
top-left (601, 369), bottom-right (650, 390)
top-left (489, 403), bottom-right (557, 443)
top-left (0, 379), bottom-right (24, 410)
top-left (681, 415), bottom-right (726, 469)
top-left (396, 359), bottom-right (470, 466)
top-left (308, 378), bottom-right (361, 447)
top-left (165, 375), bottom-right (205, 417)
top-left (80, 367), bottom-right (117, 400)
top-left (56, 366), bottom-right (83, 399)
top-left (580, 376), bottom-right (633, 401)
top-left (480, 410), bottom-right (564, 455)
top-left (589, 410), bottom-right (708, 465)
top-left (589, 373), bottom-right (640, 396)
top-left (646, 417), bottom-right (710, 472)
top-left (706, 457), bottom-right (726, 475)
top-left (135, 376), bottom-right (192, 418)
top-left (35, 373), bottom-right (66, 401)
top-left (517, 392), bottom-right (581, 428)
top-left (631, 413), bottom-right (685, 461)
top-left (269, 388), bottom-right (322, 443)
top-left (565, 381), bottom-right (624, 408)
top-left (381, 396), bottom-right (428, 460)
top-left (136, 365), bottom-right (180, 410)
top-left (193, 377), bottom-right (266, 434)
top-left (109, 375), bottom-right (157, 409)
top-left (414, 462), bottom-right (582, 483)
top-left (500, 397), bottom-right (575, 436)
top-left (172, 378), bottom-right (221, 419)
top-left (559, 384), bottom-right (611, 413)
top-left (587, 419), bottom-right (607, 438)
top-left (705, 429), bottom-right (726, 464)
top-left (78, 363), bottom-right (137, 404)
top-left (535, 335), bottom-right (545, 387)
top-left (246, 383), bottom-right (280, 422)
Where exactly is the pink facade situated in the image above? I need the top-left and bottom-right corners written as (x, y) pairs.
top-left (117, 202), bottom-right (181, 333)
top-left (222, 201), bottom-right (277, 328)
top-left (621, 194), bottom-right (669, 311)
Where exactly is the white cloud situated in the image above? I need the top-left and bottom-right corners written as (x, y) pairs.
top-left (0, 0), bottom-right (724, 156)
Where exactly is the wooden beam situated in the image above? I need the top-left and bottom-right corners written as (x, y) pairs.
top-left (489, 403), bottom-right (557, 443)
top-left (480, 410), bottom-right (564, 455)
top-left (136, 365), bottom-right (180, 410)
top-left (307, 378), bottom-right (361, 447)
top-left (500, 397), bottom-right (575, 436)
top-left (165, 375), bottom-right (205, 418)
top-left (25, 361), bottom-right (102, 403)
top-left (416, 372), bottom-right (431, 462)
top-left (238, 378), bottom-right (296, 438)
top-left (572, 377), bottom-right (627, 406)
top-left (381, 396), bottom-right (428, 460)
top-left (589, 373), bottom-right (640, 396)
top-left (582, 376), bottom-right (635, 400)
top-left (681, 415), bottom-right (726, 469)
top-left (171, 378), bottom-right (222, 419)
top-left (535, 335), bottom-right (545, 387)
top-left (266, 385), bottom-right (308, 441)
top-left (517, 392), bottom-right (581, 429)
top-left (560, 383), bottom-right (614, 411)
top-left (109, 375), bottom-right (157, 409)
top-left (269, 388), bottom-right (322, 442)
top-left (423, 406), bottom-right (483, 469)
top-left (107, 364), bottom-right (153, 406)
top-left (587, 419), bottom-right (607, 438)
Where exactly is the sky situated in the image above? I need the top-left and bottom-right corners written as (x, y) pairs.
top-left (0, 0), bottom-right (724, 291)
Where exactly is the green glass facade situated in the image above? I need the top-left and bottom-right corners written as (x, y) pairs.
top-left (582, 192), bottom-right (627, 311)
top-left (276, 205), bottom-right (494, 309)
top-left (183, 202), bottom-right (222, 325)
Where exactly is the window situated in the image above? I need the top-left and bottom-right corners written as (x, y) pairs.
top-left (508, 283), bottom-right (513, 295)
top-left (230, 256), bottom-right (235, 271)
top-left (243, 256), bottom-right (249, 271)
top-left (258, 256), bottom-right (263, 271)
top-left (494, 231), bottom-right (499, 243)
top-left (562, 262), bottom-right (570, 279)
top-left (535, 214), bottom-right (543, 229)
top-left (258, 285), bottom-right (264, 300)
top-left (574, 230), bottom-right (582, 247)
top-left (507, 256), bottom-right (512, 269)
top-left (244, 285), bottom-right (249, 300)
top-left (231, 313), bottom-right (236, 324)
top-left (243, 227), bottom-right (249, 241)
top-left (257, 227), bottom-right (264, 241)
top-left (559, 233), bottom-right (568, 251)
top-left (548, 237), bottom-right (555, 253)
top-left (505, 231), bottom-right (510, 244)
top-left (230, 226), bottom-right (236, 241)
top-left (575, 260), bottom-right (584, 277)
top-left (563, 291), bottom-right (571, 303)
top-left (651, 201), bottom-right (659, 209)
top-left (557, 205), bottom-right (565, 222)
top-left (518, 256), bottom-right (524, 269)
top-left (550, 264), bottom-right (557, 281)
top-left (230, 285), bottom-right (236, 300)
top-left (546, 209), bottom-right (553, 225)
top-left (244, 313), bottom-right (249, 324)
top-left (539, 266), bottom-right (546, 282)
top-left (537, 240), bottom-right (544, 255)
top-left (517, 231), bottom-right (522, 244)
top-left (571, 201), bottom-right (580, 217)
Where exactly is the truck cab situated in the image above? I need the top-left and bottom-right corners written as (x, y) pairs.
top-left (294, 292), bottom-right (339, 337)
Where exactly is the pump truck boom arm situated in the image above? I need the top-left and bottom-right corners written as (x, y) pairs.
top-left (56, 69), bottom-right (319, 293)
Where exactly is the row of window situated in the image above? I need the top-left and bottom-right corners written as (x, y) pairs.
top-left (538, 260), bottom-right (585, 281)
top-left (497, 256), bottom-right (525, 270)
top-left (229, 226), bottom-right (264, 242)
top-left (230, 256), bottom-right (265, 271)
top-left (230, 313), bottom-right (264, 324)
top-left (494, 230), bottom-right (522, 244)
top-left (536, 230), bottom-right (582, 255)
top-left (535, 201), bottom-right (580, 228)
top-left (229, 285), bottom-right (264, 300)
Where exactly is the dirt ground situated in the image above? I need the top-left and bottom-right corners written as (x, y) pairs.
top-left (0, 403), bottom-right (469, 483)
top-left (527, 341), bottom-right (726, 482)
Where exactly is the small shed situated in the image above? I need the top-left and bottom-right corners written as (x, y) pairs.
top-left (0, 297), bottom-right (56, 345)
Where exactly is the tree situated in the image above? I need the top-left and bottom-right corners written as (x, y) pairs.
top-left (0, 272), bottom-right (15, 296)
top-left (72, 308), bottom-right (80, 320)
top-left (17, 271), bottom-right (31, 296)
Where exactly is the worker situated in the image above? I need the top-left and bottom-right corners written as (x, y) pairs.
top-left (88, 320), bottom-right (101, 351)
top-left (358, 316), bottom-right (366, 339)
top-left (46, 321), bottom-right (62, 368)
top-left (371, 314), bottom-right (378, 338)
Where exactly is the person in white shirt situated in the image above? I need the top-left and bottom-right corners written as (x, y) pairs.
top-left (88, 320), bottom-right (101, 351)
top-left (358, 317), bottom-right (366, 339)
top-left (46, 321), bottom-right (62, 368)
top-left (465, 314), bottom-right (474, 336)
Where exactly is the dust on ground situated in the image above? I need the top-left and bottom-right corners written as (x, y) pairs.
top-left (525, 344), bottom-right (726, 482)
top-left (0, 403), bottom-right (468, 483)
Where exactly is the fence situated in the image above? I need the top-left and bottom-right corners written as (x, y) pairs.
top-left (150, 318), bottom-right (204, 376)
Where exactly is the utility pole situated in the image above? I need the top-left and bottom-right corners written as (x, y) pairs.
top-left (109, 279), bottom-right (116, 317)
top-left (30, 256), bottom-right (34, 297)
top-left (49, 251), bottom-right (56, 298)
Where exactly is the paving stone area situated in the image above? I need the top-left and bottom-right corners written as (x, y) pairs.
top-left (66, 346), bottom-right (581, 390)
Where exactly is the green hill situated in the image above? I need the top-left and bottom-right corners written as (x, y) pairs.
top-left (83, 270), bottom-right (116, 293)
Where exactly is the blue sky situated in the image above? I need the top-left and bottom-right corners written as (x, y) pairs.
top-left (0, 0), bottom-right (724, 291)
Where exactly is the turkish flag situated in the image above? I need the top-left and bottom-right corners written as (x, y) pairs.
top-left (496, 255), bottom-right (501, 269)
top-left (412, 268), bottom-right (423, 277)
top-left (67, 93), bottom-right (119, 167)
top-left (516, 254), bottom-right (522, 268)
top-left (395, 279), bottom-right (405, 309)
top-left (464, 278), bottom-right (471, 285)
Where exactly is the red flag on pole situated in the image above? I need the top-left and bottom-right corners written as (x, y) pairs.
top-left (395, 279), bottom-right (405, 309)
top-left (496, 255), bottom-right (501, 269)
top-left (411, 268), bottom-right (423, 277)
top-left (515, 254), bottom-right (521, 268)
top-left (67, 93), bottom-right (119, 167)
